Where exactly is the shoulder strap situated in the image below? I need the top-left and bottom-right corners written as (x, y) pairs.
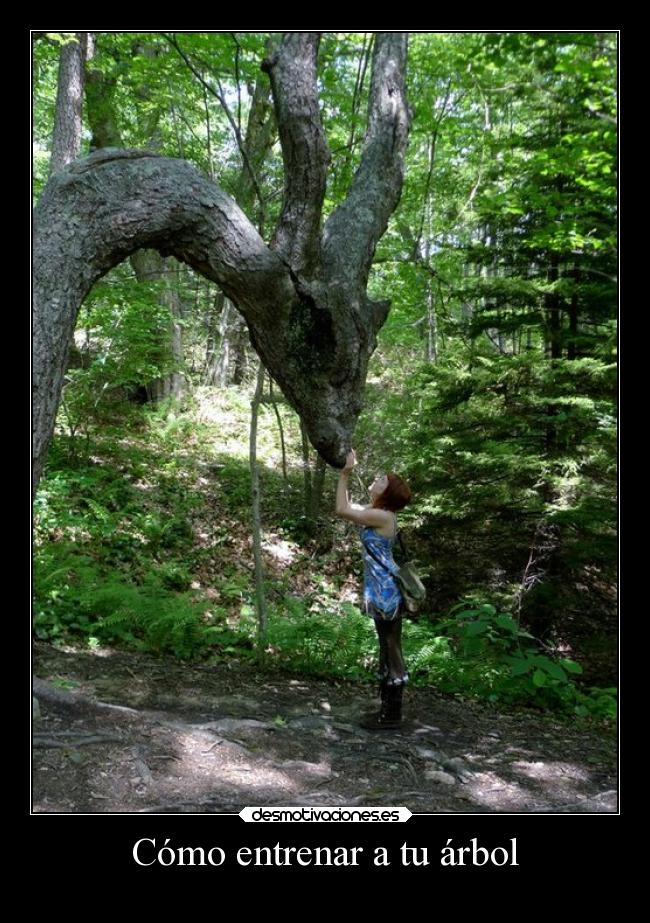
top-left (363, 539), bottom-right (395, 575)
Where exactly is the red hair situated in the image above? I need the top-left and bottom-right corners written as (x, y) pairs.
top-left (372, 473), bottom-right (412, 512)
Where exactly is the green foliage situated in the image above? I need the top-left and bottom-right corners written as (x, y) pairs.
top-left (423, 601), bottom-right (615, 720)
top-left (259, 598), bottom-right (376, 681)
top-left (154, 562), bottom-right (193, 591)
top-left (33, 32), bottom-right (617, 722)
top-left (236, 593), bottom-right (615, 722)
top-left (33, 543), bottom-right (204, 659)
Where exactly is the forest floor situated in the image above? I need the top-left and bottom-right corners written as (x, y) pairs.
top-left (32, 640), bottom-right (617, 815)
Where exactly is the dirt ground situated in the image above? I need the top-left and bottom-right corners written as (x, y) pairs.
top-left (32, 640), bottom-right (617, 815)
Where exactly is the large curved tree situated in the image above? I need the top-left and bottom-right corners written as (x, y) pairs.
top-left (33, 32), bottom-right (411, 493)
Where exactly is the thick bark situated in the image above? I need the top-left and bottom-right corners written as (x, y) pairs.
top-left (262, 33), bottom-right (329, 276)
top-left (50, 33), bottom-right (88, 175)
top-left (33, 33), bottom-right (411, 494)
top-left (32, 148), bottom-right (290, 492)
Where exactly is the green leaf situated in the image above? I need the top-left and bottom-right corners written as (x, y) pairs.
top-left (495, 615), bottom-right (518, 634)
top-left (559, 658), bottom-right (583, 674)
top-left (508, 657), bottom-right (533, 676)
top-left (542, 661), bottom-right (568, 682)
top-left (466, 620), bottom-right (489, 636)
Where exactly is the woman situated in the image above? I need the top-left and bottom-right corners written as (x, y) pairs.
top-left (335, 449), bottom-right (412, 730)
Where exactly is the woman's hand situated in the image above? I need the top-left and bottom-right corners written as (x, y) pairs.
top-left (342, 449), bottom-right (358, 473)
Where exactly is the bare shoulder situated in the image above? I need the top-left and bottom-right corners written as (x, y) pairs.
top-left (377, 510), bottom-right (398, 538)
top-left (336, 504), bottom-right (394, 531)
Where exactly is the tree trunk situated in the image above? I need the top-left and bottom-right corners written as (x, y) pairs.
top-left (269, 378), bottom-right (288, 482)
top-left (231, 322), bottom-right (250, 386)
top-left (50, 33), bottom-right (88, 176)
top-left (309, 455), bottom-right (328, 519)
top-left (205, 295), bottom-right (249, 389)
top-left (483, 222), bottom-right (504, 353)
top-left (423, 202), bottom-right (437, 363)
top-left (84, 33), bottom-right (123, 151)
top-left (567, 265), bottom-right (580, 360)
top-left (146, 288), bottom-right (185, 401)
top-left (249, 361), bottom-right (268, 660)
top-left (545, 253), bottom-right (563, 361)
top-left (33, 33), bottom-right (411, 494)
top-left (204, 291), bottom-right (225, 386)
top-left (205, 296), bottom-right (248, 387)
top-left (544, 253), bottom-right (562, 453)
top-left (129, 249), bottom-right (186, 401)
top-left (300, 419), bottom-right (313, 517)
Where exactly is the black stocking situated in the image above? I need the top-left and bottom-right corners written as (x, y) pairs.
top-left (374, 620), bottom-right (390, 681)
top-left (375, 618), bottom-right (408, 684)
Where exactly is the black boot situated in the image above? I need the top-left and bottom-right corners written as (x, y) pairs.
top-left (360, 678), bottom-right (404, 731)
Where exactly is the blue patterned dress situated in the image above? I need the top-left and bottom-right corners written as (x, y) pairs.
top-left (357, 523), bottom-right (404, 621)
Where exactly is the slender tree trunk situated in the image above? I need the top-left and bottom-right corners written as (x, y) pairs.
top-left (300, 419), bottom-right (313, 517)
top-left (483, 222), bottom-right (505, 353)
top-left (205, 295), bottom-right (248, 388)
top-left (231, 322), bottom-right (250, 386)
top-left (50, 33), bottom-right (88, 176)
top-left (129, 250), bottom-right (186, 401)
top-left (250, 361), bottom-right (268, 661)
top-left (269, 378), bottom-right (288, 482)
top-left (461, 261), bottom-right (473, 324)
top-left (309, 455), bottom-right (328, 519)
top-left (424, 138), bottom-right (438, 363)
top-left (544, 251), bottom-right (563, 454)
top-left (204, 291), bottom-right (224, 385)
top-left (567, 265), bottom-right (580, 360)
top-left (545, 253), bottom-right (563, 360)
top-left (426, 284), bottom-right (438, 363)
top-left (423, 200), bottom-right (438, 363)
top-left (342, 34), bottom-right (373, 182)
top-left (206, 297), bottom-right (248, 387)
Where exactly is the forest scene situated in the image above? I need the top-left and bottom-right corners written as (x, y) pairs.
top-left (32, 31), bottom-right (617, 814)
